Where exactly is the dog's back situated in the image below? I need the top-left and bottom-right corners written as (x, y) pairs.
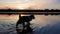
top-left (20, 16), bottom-right (32, 22)
top-left (18, 15), bottom-right (35, 24)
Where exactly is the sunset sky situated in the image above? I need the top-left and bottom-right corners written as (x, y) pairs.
top-left (0, 0), bottom-right (60, 9)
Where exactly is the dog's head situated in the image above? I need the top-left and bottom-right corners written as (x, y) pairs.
top-left (30, 15), bottom-right (35, 19)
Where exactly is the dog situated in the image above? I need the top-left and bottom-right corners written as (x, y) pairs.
top-left (16, 14), bottom-right (35, 28)
top-left (16, 14), bottom-right (35, 34)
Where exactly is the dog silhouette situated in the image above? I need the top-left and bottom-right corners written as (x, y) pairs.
top-left (16, 14), bottom-right (35, 34)
top-left (16, 14), bottom-right (35, 28)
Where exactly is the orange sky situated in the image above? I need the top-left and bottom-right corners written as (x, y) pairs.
top-left (0, 0), bottom-right (60, 9)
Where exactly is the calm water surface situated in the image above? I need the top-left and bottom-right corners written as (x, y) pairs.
top-left (0, 14), bottom-right (60, 34)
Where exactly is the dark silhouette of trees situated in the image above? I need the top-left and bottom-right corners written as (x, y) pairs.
top-left (0, 9), bottom-right (60, 15)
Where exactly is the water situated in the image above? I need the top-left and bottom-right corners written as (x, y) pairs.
top-left (0, 14), bottom-right (60, 34)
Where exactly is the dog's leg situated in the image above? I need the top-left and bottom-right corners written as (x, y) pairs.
top-left (16, 22), bottom-right (19, 28)
top-left (22, 22), bottom-right (26, 30)
top-left (27, 22), bottom-right (30, 27)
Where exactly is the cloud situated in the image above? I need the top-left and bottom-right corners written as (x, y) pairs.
top-left (19, 0), bottom-right (57, 9)
top-left (0, 0), bottom-right (60, 9)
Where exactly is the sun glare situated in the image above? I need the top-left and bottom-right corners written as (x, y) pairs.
top-left (20, 8), bottom-right (24, 9)
top-left (21, 14), bottom-right (24, 16)
top-left (21, 14), bottom-right (29, 16)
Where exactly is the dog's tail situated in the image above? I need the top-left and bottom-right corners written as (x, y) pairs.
top-left (19, 14), bottom-right (21, 18)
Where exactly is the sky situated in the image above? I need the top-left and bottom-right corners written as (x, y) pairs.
top-left (0, 0), bottom-right (60, 9)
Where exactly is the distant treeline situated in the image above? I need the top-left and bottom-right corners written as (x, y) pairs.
top-left (0, 9), bottom-right (60, 15)
top-left (0, 9), bottom-right (60, 12)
